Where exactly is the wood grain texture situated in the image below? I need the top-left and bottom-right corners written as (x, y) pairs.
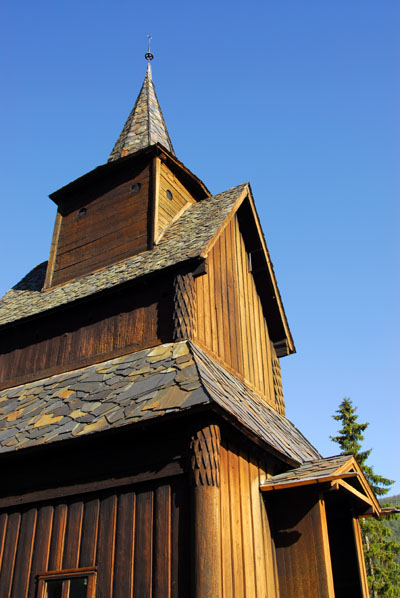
top-left (0, 276), bottom-right (174, 388)
top-left (0, 511), bottom-right (21, 596)
top-left (114, 492), bottom-right (135, 598)
top-left (49, 165), bottom-right (151, 287)
top-left (133, 490), bottom-right (154, 598)
top-left (62, 500), bottom-right (84, 569)
top-left (0, 512), bottom-right (7, 571)
top-left (28, 505), bottom-right (53, 598)
top-left (1, 476), bottom-right (189, 598)
top-left (191, 424), bottom-right (222, 598)
top-left (195, 213), bottom-right (282, 412)
top-left (156, 162), bottom-right (196, 241)
top-left (79, 498), bottom-right (100, 568)
top-left (10, 507), bottom-right (37, 598)
top-left (48, 503), bottom-right (67, 571)
top-left (269, 486), bottom-right (335, 598)
top-left (153, 485), bottom-right (171, 598)
top-left (220, 440), bottom-right (279, 598)
top-left (96, 493), bottom-right (117, 598)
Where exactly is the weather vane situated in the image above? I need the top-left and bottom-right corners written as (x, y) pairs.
top-left (145, 35), bottom-right (154, 62)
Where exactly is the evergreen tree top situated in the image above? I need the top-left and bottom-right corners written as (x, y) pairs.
top-left (331, 397), bottom-right (394, 496)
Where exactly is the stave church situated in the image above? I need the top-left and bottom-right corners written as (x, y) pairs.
top-left (0, 49), bottom-right (383, 597)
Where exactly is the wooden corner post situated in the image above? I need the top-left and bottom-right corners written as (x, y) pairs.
top-left (190, 424), bottom-right (222, 598)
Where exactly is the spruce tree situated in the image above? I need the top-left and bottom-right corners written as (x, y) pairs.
top-left (331, 398), bottom-right (400, 597)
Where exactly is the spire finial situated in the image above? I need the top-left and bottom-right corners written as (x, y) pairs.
top-left (145, 34), bottom-right (154, 62)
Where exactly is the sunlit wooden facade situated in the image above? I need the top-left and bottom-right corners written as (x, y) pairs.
top-left (0, 61), bottom-right (379, 597)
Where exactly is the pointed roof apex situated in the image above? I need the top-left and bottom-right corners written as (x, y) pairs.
top-left (108, 52), bottom-right (175, 162)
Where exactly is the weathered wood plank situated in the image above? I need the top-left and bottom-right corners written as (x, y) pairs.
top-left (28, 505), bottom-right (53, 598)
top-left (79, 498), bottom-right (100, 568)
top-left (48, 503), bottom-right (67, 571)
top-left (96, 493), bottom-right (117, 598)
top-left (62, 500), bottom-right (83, 569)
top-left (220, 445), bottom-right (233, 598)
top-left (153, 484), bottom-right (171, 598)
top-left (114, 491), bottom-right (135, 598)
top-left (133, 490), bottom-right (154, 598)
top-left (227, 447), bottom-right (245, 596)
top-left (0, 511), bottom-right (21, 595)
top-left (0, 512), bottom-right (7, 570)
top-left (10, 507), bottom-right (37, 598)
top-left (170, 478), bottom-right (189, 598)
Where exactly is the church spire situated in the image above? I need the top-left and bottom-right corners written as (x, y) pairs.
top-left (108, 39), bottom-right (175, 162)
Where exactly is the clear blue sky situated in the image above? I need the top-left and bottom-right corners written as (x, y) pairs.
top-left (1, 1), bottom-right (399, 493)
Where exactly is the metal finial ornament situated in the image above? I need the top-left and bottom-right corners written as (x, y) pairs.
top-left (145, 34), bottom-right (154, 61)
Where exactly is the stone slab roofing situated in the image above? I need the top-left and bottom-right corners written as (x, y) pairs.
top-left (108, 63), bottom-right (175, 161)
top-left (0, 341), bottom-right (320, 465)
top-left (260, 454), bottom-right (353, 488)
top-left (0, 183), bottom-right (247, 328)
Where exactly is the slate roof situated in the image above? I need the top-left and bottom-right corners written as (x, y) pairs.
top-left (260, 454), bottom-right (353, 489)
top-left (0, 183), bottom-right (247, 328)
top-left (0, 341), bottom-right (320, 464)
top-left (108, 63), bottom-right (175, 162)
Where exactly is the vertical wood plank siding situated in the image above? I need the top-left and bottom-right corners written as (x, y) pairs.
top-left (269, 487), bottom-right (335, 598)
top-left (0, 281), bottom-right (174, 389)
top-left (220, 442), bottom-right (279, 598)
top-left (157, 163), bottom-right (196, 240)
top-left (0, 478), bottom-right (189, 598)
top-left (49, 166), bottom-right (151, 288)
top-left (196, 214), bottom-right (281, 411)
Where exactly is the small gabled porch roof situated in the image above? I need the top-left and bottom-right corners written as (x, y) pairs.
top-left (260, 454), bottom-right (383, 517)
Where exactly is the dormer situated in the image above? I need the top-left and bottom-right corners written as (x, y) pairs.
top-left (44, 64), bottom-right (209, 289)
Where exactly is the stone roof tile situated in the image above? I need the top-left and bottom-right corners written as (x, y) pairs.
top-left (108, 63), bottom-right (175, 161)
top-left (0, 341), bottom-right (320, 464)
top-left (0, 183), bottom-right (247, 328)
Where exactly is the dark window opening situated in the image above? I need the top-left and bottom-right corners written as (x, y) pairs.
top-left (77, 208), bottom-right (87, 220)
top-left (130, 182), bottom-right (142, 194)
top-left (166, 189), bottom-right (173, 200)
top-left (37, 569), bottom-right (96, 598)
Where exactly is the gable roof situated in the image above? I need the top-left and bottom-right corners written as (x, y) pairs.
top-left (0, 341), bottom-right (319, 465)
top-left (108, 63), bottom-right (175, 161)
top-left (260, 454), bottom-right (381, 517)
top-left (0, 184), bottom-right (247, 327)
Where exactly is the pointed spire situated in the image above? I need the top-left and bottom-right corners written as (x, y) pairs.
top-left (108, 42), bottom-right (175, 162)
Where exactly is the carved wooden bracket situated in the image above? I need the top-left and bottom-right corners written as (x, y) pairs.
top-left (173, 272), bottom-right (196, 341)
top-left (190, 424), bottom-right (221, 488)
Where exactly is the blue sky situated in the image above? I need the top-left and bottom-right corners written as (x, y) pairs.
top-left (1, 1), bottom-right (399, 493)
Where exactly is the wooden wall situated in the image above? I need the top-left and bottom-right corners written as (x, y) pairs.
top-left (0, 477), bottom-right (189, 598)
top-left (0, 280), bottom-right (173, 389)
top-left (195, 213), bottom-right (281, 412)
top-left (48, 165), bottom-right (151, 288)
top-left (219, 440), bottom-right (279, 598)
top-left (155, 161), bottom-right (196, 242)
top-left (267, 486), bottom-right (335, 598)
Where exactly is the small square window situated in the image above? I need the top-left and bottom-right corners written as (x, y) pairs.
top-left (37, 568), bottom-right (96, 598)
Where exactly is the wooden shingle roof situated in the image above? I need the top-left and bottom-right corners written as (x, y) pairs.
top-left (0, 341), bottom-right (320, 464)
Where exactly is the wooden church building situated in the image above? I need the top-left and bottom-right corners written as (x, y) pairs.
top-left (0, 54), bottom-right (383, 598)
